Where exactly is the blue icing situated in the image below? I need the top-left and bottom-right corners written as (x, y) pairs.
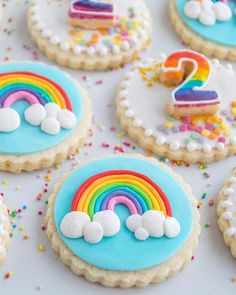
top-left (54, 157), bottom-right (193, 271)
top-left (0, 62), bottom-right (83, 154)
top-left (175, 0), bottom-right (236, 47)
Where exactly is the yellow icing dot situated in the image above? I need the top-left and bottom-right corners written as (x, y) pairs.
top-left (202, 129), bottom-right (210, 137)
top-left (231, 108), bottom-right (236, 115)
top-left (224, 130), bottom-right (232, 136)
top-left (165, 121), bottom-right (173, 129)
top-left (220, 123), bottom-right (227, 130)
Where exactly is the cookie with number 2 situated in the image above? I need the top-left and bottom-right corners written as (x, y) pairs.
top-left (116, 49), bottom-right (236, 163)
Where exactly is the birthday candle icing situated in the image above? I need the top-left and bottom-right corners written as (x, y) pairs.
top-left (160, 50), bottom-right (220, 116)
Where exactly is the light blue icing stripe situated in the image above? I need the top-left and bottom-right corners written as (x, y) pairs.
top-left (54, 156), bottom-right (193, 271)
top-left (175, 0), bottom-right (236, 47)
top-left (0, 62), bottom-right (83, 155)
top-left (94, 187), bottom-right (148, 214)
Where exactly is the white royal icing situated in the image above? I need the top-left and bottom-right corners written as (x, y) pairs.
top-left (222, 177), bottom-right (236, 238)
top-left (0, 198), bottom-right (8, 259)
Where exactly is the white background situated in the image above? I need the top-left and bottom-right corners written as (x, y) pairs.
top-left (0, 1), bottom-right (235, 294)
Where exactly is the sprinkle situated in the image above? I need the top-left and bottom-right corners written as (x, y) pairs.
top-left (38, 244), bottom-right (44, 252)
top-left (19, 226), bottom-right (24, 231)
top-left (208, 199), bottom-right (214, 206)
top-left (204, 223), bottom-right (211, 228)
top-left (231, 278), bottom-right (236, 283)
top-left (4, 272), bottom-right (12, 279)
top-left (2, 180), bottom-right (8, 185)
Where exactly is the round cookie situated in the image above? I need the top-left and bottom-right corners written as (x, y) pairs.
top-left (45, 154), bottom-right (200, 288)
top-left (169, 0), bottom-right (236, 60)
top-left (116, 49), bottom-right (236, 163)
top-left (217, 171), bottom-right (236, 258)
top-left (0, 61), bottom-right (91, 173)
top-left (0, 196), bottom-right (11, 265)
top-left (27, 0), bottom-right (151, 70)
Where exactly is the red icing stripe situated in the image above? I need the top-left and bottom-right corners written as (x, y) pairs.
top-left (71, 170), bottom-right (173, 216)
top-left (0, 71), bottom-right (73, 111)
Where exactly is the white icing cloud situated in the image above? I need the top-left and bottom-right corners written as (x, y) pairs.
top-left (184, 0), bottom-right (232, 26)
top-left (126, 210), bottom-right (180, 241)
top-left (0, 103), bottom-right (76, 135)
top-left (0, 108), bottom-right (20, 132)
top-left (60, 209), bottom-right (181, 244)
top-left (24, 102), bottom-right (77, 135)
top-left (60, 210), bottom-right (120, 244)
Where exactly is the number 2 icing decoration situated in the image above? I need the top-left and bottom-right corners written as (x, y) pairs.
top-left (160, 50), bottom-right (220, 117)
top-left (60, 169), bottom-right (181, 244)
top-left (68, 0), bottom-right (115, 30)
top-left (0, 71), bottom-right (76, 135)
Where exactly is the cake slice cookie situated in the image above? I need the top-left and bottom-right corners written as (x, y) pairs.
top-left (116, 49), bottom-right (236, 163)
top-left (27, 0), bottom-right (151, 70)
top-left (217, 171), bottom-right (236, 258)
top-left (46, 154), bottom-right (200, 288)
top-left (0, 61), bottom-right (91, 173)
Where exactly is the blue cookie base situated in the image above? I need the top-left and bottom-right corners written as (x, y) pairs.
top-left (175, 0), bottom-right (236, 47)
top-left (0, 62), bottom-right (83, 155)
top-left (54, 157), bottom-right (193, 271)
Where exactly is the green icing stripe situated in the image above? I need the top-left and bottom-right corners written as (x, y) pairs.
top-left (88, 182), bottom-right (153, 219)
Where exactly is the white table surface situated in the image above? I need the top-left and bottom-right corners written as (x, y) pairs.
top-left (0, 1), bottom-right (235, 294)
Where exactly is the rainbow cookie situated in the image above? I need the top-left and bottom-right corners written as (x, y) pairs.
top-left (68, 0), bottom-right (115, 30)
top-left (217, 171), bottom-right (236, 258)
top-left (46, 154), bottom-right (200, 287)
top-left (169, 0), bottom-right (236, 60)
top-left (27, 0), bottom-right (151, 70)
top-left (0, 196), bottom-right (11, 265)
top-left (116, 50), bottom-right (236, 163)
top-left (0, 62), bottom-right (91, 173)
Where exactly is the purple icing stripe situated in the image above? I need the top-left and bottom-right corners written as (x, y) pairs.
top-left (69, 12), bottom-right (114, 19)
top-left (0, 88), bottom-right (46, 108)
top-left (100, 190), bottom-right (143, 214)
top-left (73, 0), bottom-right (113, 12)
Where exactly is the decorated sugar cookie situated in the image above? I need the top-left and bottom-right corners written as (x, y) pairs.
top-left (46, 154), bottom-right (200, 288)
top-left (0, 62), bottom-right (91, 173)
top-left (116, 49), bottom-right (236, 163)
top-left (27, 0), bottom-right (151, 70)
top-left (0, 196), bottom-right (11, 265)
top-left (169, 0), bottom-right (236, 60)
top-left (217, 171), bottom-right (236, 258)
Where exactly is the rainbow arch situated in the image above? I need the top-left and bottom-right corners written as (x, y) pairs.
top-left (0, 71), bottom-right (72, 110)
top-left (71, 170), bottom-right (173, 219)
